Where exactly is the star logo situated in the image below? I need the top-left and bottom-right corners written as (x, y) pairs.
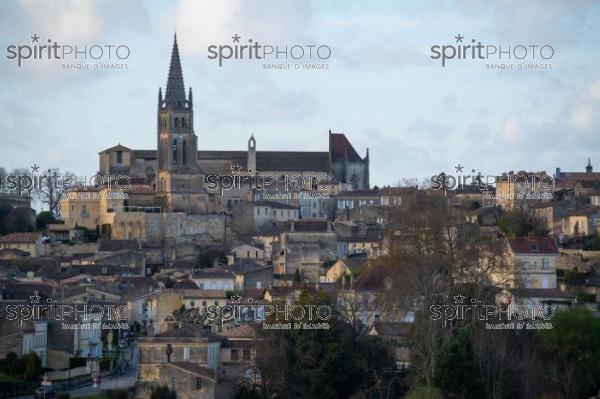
top-left (454, 34), bottom-right (464, 43)
top-left (232, 34), bottom-right (241, 43)
top-left (30, 164), bottom-right (40, 173)
top-left (31, 34), bottom-right (40, 43)
top-left (454, 163), bottom-right (464, 173)
top-left (231, 163), bottom-right (242, 174)
top-left (29, 291), bottom-right (41, 304)
top-left (230, 294), bottom-right (243, 303)
top-left (453, 294), bottom-right (466, 304)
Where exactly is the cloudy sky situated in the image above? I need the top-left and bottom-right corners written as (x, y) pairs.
top-left (1, 0), bottom-right (599, 187)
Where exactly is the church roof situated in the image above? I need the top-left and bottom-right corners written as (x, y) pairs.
top-left (116, 148), bottom-right (331, 172)
top-left (199, 150), bottom-right (330, 172)
top-left (133, 149), bottom-right (157, 159)
top-left (164, 33), bottom-right (187, 106)
top-left (99, 144), bottom-right (132, 154)
top-left (329, 132), bottom-right (363, 162)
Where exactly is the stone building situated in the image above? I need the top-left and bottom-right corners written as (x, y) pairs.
top-left (96, 34), bottom-right (369, 216)
top-left (136, 325), bottom-right (221, 399)
top-left (272, 220), bottom-right (337, 281)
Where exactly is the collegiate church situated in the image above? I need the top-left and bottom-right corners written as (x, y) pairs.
top-left (98, 35), bottom-right (369, 214)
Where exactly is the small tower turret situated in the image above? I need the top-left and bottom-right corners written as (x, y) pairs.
top-left (248, 134), bottom-right (257, 174)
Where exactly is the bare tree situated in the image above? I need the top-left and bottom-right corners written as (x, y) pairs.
top-left (35, 168), bottom-right (76, 216)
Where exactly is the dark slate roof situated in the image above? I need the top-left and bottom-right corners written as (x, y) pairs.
top-left (191, 269), bottom-right (235, 279)
top-left (336, 189), bottom-right (379, 198)
top-left (372, 322), bottom-right (412, 337)
top-left (230, 260), bottom-right (272, 274)
top-left (98, 239), bottom-right (141, 252)
top-left (172, 279), bottom-right (199, 289)
top-left (133, 150), bottom-right (157, 159)
top-left (288, 220), bottom-right (330, 233)
top-left (164, 34), bottom-right (187, 105)
top-left (254, 222), bottom-right (285, 236)
top-left (198, 150), bottom-right (330, 172)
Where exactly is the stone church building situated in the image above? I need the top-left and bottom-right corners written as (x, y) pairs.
top-left (98, 34), bottom-right (370, 214)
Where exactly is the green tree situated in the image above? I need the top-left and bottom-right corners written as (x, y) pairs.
top-left (36, 211), bottom-right (56, 229)
top-left (231, 385), bottom-right (266, 399)
top-left (255, 292), bottom-right (365, 399)
top-left (435, 328), bottom-right (483, 398)
top-left (2, 351), bottom-right (18, 376)
top-left (357, 335), bottom-right (403, 398)
top-left (497, 209), bottom-right (544, 237)
top-left (537, 308), bottom-right (600, 398)
top-left (22, 352), bottom-right (41, 381)
top-left (150, 386), bottom-right (176, 399)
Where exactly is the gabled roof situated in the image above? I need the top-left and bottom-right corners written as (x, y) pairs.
top-left (230, 260), bottom-right (272, 274)
top-left (507, 237), bottom-right (558, 255)
top-left (0, 232), bottom-right (43, 244)
top-left (98, 144), bottom-right (132, 154)
top-left (329, 132), bottom-right (363, 162)
top-left (167, 362), bottom-right (216, 381)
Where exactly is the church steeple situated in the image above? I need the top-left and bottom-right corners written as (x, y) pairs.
top-left (164, 33), bottom-right (187, 109)
top-left (587, 157), bottom-right (593, 173)
top-left (157, 33), bottom-right (197, 177)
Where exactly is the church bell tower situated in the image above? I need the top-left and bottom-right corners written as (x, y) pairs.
top-left (155, 34), bottom-right (204, 212)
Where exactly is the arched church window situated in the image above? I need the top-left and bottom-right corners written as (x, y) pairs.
top-left (173, 139), bottom-right (177, 165)
top-left (351, 174), bottom-right (359, 189)
top-left (174, 117), bottom-right (179, 128)
top-left (182, 140), bottom-right (187, 164)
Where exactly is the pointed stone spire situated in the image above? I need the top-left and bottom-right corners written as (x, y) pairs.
top-left (165, 32), bottom-right (186, 108)
top-left (587, 157), bottom-right (593, 173)
top-left (158, 87), bottom-right (162, 106)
